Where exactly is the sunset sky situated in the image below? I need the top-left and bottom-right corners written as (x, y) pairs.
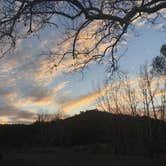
top-left (0, 19), bottom-right (166, 124)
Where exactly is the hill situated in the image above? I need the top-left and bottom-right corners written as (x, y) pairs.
top-left (0, 109), bottom-right (166, 156)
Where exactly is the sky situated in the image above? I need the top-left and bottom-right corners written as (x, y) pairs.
top-left (0, 14), bottom-right (166, 124)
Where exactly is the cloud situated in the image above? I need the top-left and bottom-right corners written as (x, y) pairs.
top-left (61, 92), bottom-right (100, 113)
top-left (59, 76), bottom-right (166, 115)
top-left (15, 81), bottom-right (69, 107)
top-left (0, 66), bottom-right (69, 124)
top-left (0, 117), bottom-right (10, 125)
top-left (0, 42), bottom-right (69, 124)
top-left (0, 85), bottom-right (13, 96)
top-left (132, 9), bottom-right (166, 29)
top-left (59, 83), bottom-right (114, 113)
top-left (0, 102), bottom-right (36, 124)
top-left (54, 82), bottom-right (68, 92)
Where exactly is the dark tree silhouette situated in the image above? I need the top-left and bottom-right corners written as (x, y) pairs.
top-left (152, 45), bottom-right (166, 76)
top-left (161, 44), bottom-right (166, 56)
top-left (0, 0), bottom-right (166, 71)
top-left (151, 45), bottom-right (166, 121)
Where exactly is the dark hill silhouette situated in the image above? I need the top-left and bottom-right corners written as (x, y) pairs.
top-left (54, 110), bottom-right (166, 156)
top-left (0, 109), bottom-right (166, 157)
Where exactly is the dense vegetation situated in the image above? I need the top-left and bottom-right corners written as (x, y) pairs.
top-left (0, 110), bottom-right (166, 157)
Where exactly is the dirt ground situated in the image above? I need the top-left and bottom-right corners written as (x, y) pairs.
top-left (0, 149), bottom-right (166, 166)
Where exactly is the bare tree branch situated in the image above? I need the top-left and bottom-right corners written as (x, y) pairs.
top-left (0, 0), bottom-right (165, 71)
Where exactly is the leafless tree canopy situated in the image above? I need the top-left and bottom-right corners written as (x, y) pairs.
top-left (0, 0), bottom-right (166, 70)
top-left (96, 71), bottom-right (166, 120)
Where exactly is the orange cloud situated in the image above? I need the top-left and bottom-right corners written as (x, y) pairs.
top-left (0, 117), bottom-right (10, 124)
top-left (61, 83), bottom-right (117, 113)
top-left (54, 82), bottom-right (68, 92)
top-left (62, 91), bottom-right (101, 113)
top-left (61, 76), bottom-right (166, 114)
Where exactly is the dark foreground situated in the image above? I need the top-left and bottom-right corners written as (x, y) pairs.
top-left (0, 111), bottom-right (166, 165)
top-left (0, 149), bottom-right (166, 166)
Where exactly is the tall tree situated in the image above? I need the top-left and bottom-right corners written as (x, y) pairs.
top-left (122, 75), bottom-right (138, 116)
top-left (158, 77), bottom-right (166, 121)
top-left (139, 64), bottom-right (158, 119)
top-left (96, 80), bottom-right (123, 114)
top-left (151, 45), bottom-right (166, 120)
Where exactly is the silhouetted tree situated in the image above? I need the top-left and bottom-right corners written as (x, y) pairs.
top-left (122, 75), bottom-right (139, 116)
top-left (35, 110), bottom-right (63, 123)
top-left (158, 76), bottom-right (166, 121)
top-left (138, 72), bottom-right (150, 117)
top-left (96, 80), bottom-right (122, 114)
top-left (152, 44), bottom-right (166, 76)
top-left (139, 64), bottom-right (158, 119)
top-left (151, 45), bottom-right (166, 120)
top-left (96, 82), bottom-right (113, 113)
top-left (161, 44), bottom-right (166, 56)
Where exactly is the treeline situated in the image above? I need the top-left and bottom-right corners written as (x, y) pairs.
top-left (0, 110), bottom-right (166, 156)
top-left (96, 63), bottom-right (166, 121)
top-left (96, 45), bottom-right (166, 121)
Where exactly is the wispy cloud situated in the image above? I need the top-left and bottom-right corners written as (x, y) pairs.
top-left (59, 82), bottom-right (115, 113)
top-left (0, 41), bottom-right (69, 123)
top-left (0, 102), bottom-right (36, 124)
top-left (61, 91), bottom-right (102, 113)
top-left (59, 76), bottom-right (166, 115)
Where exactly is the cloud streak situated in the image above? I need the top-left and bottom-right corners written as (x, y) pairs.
top-left (0, 39), bottom-right (69, 123)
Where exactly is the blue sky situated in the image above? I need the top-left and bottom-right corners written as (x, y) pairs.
top-left (0, 17), bottom-right (166, 123)
top-left (120, 27), bottom-right (166, 75)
